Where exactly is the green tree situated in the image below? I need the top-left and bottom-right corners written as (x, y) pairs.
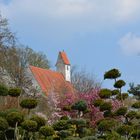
top-left (72, 100), bottom-right (87, 117)
top-left (104, 69), bottom-right (121, 82)
top-left (20, 98), bottom-right (38, 114)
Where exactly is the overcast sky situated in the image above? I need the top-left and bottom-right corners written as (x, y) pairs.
top-left (0, 0), bottom-right (140, 90)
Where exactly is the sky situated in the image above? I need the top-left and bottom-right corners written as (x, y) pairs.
top-left (0, 0), bottom-right (140, 90)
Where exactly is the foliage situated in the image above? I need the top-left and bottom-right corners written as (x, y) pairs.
top-left (117, 125), bottom-right (132, 136)
top-left (72, 100), bottom-right (87, 112)
top-left (53, 120), bottom-right (70, 131)
top-left (8, 88), bottom-right (21, 97)
top-left (111, 89), bottom-right (120, 96)
top-left (93, 99), bottom-right (103, 107)
top-left (99, 102), bottom-right (112, 111)
top-left (114, 107), bottom-right (127, 116)
top-left (20, 98), bottom-right (38, 109)
top-left (132, 102), bottom-right (140, 109)
top-left (39, 126), bottom-right (54, 137)
top-left (99, 89), bottom-right (112, 99)
top-left (30, 115), bottom-right (46, 130)
top-left (6, 112), bottom-right (24, 127)
top-left (104, 69), bottom-right (121, 80)
top-left (97, 119), bottom-right (116, 132)
top-left (128, 83), bottom-right (140, 99)
top-left (114, 80), bottom-right (126, 89)
top-left (0, 117), bottom-right (9, 131)
top-left (21, 120), bottom-right (37, 132)
top-left (116, 93), bottom-right (128, 100)
top-left (0, 84), bottom-right (8, 96)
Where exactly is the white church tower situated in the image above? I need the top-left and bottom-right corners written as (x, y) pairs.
top-left (56, 51), bottom-right (71, 82)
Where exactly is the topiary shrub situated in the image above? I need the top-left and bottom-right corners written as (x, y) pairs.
top-left (93, 99), bottom-right (103, 107)
top-left (98, 119), bottom-right (116, 133)
top-left (0, 84), bottom-right (8, 96)
top-left (39, 126), bottom-right (54, 138)
top-left (30, 115), bottom-right (46, 130)
top-left (21, 120), bottom-right (37, 132)
top-left (72, 100), bottom-right (87, 113)
top-left (116, 93), bottom-right (128, 100)
top-left (60, 116), bottom-right (69, 120)
top-left (20, 98), bottom-right (38, 114)
top-left (99, 89), bottom-right (112, 99)
top-left (99, 102), bottom-right (112, 111)
top-left (111, 89), bottom-right (120, 96)
top-left (6, 112), bottom-right (24, 127)
top-left (114, 80), bottom-right (126, 89)
top-left (114, 107), bottom-right (127, 116)
top-left (0, 117), bottom-right (9, 131)
top-left (117, 125), bottom-right (132, 137)
top-left (104, 69), bottom-right (121, 81)
top-left (57, 130), bottom-right (72, 139)
top-left (132, 102), bottom-right (140, 109)
top-left (126, 111), bottom-right (137, 120)
top-left (8, 88), bottom-right (21, 97)
top-left (53, 120), bottom-right (70, 131)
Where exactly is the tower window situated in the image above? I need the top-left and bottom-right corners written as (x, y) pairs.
top-left (67, 66), bottom-right (69, 70)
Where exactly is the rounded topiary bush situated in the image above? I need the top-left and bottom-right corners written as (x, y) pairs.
top-left (21, 120), bottom-right (37, 132)
top-left (104, 69), bottom-right (121, 80)
top-left (0, 117), bottom-right (9, 131)
top-left (98, 119), bottom-right (116, 132)
top-left (100, 102), bottom-right (112, 111)
top-left (72, 100), bottom-right (87, 112)
top-left (117, 125), bottom-right (132, 136)
top-left (6, 112), bottom-right (24, 127)
top-left (111, 89), bottom-right (120, 96)
top-left (116, 93), bottom-right (128, 100)
top-left (93, 99), bottom-right (103, 107)
top-left (8, 88), bottom-right (21, 97)
top-left (99, 89), bottom-right (112, 99)
top-left (58, 130), bottom-right (72, 139)
top-left (39, 126), bottom-right (54, 138)
top-left (53, 120), bottom-right (70, 131)
top-left (0, 84), bottom-right (8, 96)
top-left (132, 102), bottom-right (140, 109)
top-left (20, 98), bottom-right (38, 114)
top-left (30, 115), bottom-right (46, 130)
top-left (114, 80), bottom-right (126, 89)
top-left (115, 107), bottom-right (127, 116)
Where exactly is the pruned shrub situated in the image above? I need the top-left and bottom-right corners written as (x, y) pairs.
top-left (6, 112), bottom-right (24, 127)
top-left (0, 117), bottom-right (9, 131)
top-left (21, 120), bottom-right (37, 132)
top-left (0, 84), bottom-right (8, 96)
top-left (99, 89), bottom-right (112, 99)
top-left (39, 126), bottom-right (54, 138)
top-left (8, 88), bottom-right (21, 97)
top-left (30, 115), bottom-right (46, 130)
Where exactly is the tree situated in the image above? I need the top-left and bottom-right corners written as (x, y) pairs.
top-left (6, 112), bottom-right (24, 127)
top-left (30, 115), bottom-right (46, 130)
top-left (20, 98), bottom-right (38, 114)
top-left (0, 14), bottom-right (50, 95)
top-left (39, 126), bottom-right (54, 139)
top-left (72, 100), bottom-right (87, 118)
top-left (104, 69), bottom-right (121, 82)
top-left (71, 66), bottom-right (101, 93)
top-left (128, 83), bottom-right (140, 99)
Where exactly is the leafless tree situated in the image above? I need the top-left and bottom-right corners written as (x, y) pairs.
top-left (71, 66), bottom-right (101, 93)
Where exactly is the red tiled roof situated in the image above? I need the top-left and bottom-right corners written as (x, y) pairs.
top-left (29, 66), bottom-right (74, 95)
top-left (60, 51), bottom-right (70, 65)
